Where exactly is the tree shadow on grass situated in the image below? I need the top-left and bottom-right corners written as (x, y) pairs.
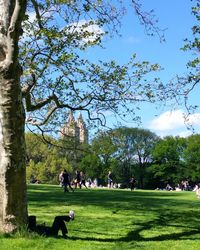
top-left (29, 185), bottom-right (200, 213)
top-left (69, 219), bottom-right (200, 243)
top-left (28, 185), bottom-right (197, 211)
top-left (68, 211), bottom-right (200, 243)
top-left (121, 220), bottom-right (200, 242)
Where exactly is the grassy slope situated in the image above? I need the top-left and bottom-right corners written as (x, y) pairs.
top-left (0, 185), bottom-right (200, 250)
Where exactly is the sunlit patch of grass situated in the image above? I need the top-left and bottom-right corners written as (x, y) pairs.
top-left (1, 185), bottom-right (200, 249)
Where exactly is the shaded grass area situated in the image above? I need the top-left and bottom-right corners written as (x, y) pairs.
top-left (1, 185), bottom-right (200, 249)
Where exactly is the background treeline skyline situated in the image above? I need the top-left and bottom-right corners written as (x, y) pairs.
top-left (26, 127), bottom-right (200, 189)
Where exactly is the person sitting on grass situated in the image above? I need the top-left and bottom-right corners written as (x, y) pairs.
top-left (28, 211), bottom-right (75, 238)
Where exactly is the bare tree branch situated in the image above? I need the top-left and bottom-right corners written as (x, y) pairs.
top-left (132, 0), bottom-right (165, 42)
top-left (30, 0), bottom-right (43, 30)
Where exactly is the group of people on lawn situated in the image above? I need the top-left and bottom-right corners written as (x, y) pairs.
top-left (59, 169), bottom-right (137, 191)
top-left (107, 171), bottom-right (136, 191)
top-left (59, 169), bottom-right (88, 192)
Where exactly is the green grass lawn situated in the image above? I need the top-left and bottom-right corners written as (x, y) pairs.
top-left (1, 185), bottom-right (200, 250)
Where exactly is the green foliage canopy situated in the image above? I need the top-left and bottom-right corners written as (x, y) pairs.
top-left (183, 134), bottom-right (200, 181)
top-left (26, 133), bottom-right (72, 184)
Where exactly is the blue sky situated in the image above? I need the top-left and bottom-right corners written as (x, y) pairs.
top-left (24, 1), bottom-right (199, 138)
top-left (85, 0), bottom-right (199, 137)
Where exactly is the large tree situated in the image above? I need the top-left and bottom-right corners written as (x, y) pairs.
top-left (183, 134), bottom-right (200, 182)
top-left (111, 127), bottom-right (159, 188)
top-left (0, 0), bottom-right (163, 232)
top-left (151, 136), bottom-right (186, 187)
top-left (25, 133), bottom-right (72, 184)
top-left (89, 127), bottom-right (159, 187)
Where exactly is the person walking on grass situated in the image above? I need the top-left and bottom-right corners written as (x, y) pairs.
top-left (80, 171), bottom-right (88, 189)
top-left (59, 170), bottom-right (64, 187)
top-left (74, 170), bottom-right (81, 189)
top-left (62, 169), bottom-right (74, 192)
top-left (107, 171), bottom-right (113, 188)
top-left (129, 177), bottom-right (136, 191)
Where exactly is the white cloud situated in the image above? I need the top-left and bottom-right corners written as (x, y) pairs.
top-left (21, 12), bottom-right (104, 46)
top-left (66, 20), bottom-right (105, 45)
top-left (148, 110), bottom-right (185, 131)
top-left (148, 109), bottom-right (200, 137)
top-left (186, 113), bottom-right (200, 125)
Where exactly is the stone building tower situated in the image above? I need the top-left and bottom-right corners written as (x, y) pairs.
top-left (61, 111), bottom-right (88, 144)
top-left (77, 113), bottom-right (88, 144)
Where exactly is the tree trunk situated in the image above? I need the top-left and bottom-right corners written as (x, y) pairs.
top-left (0, 65), bottom-right (27, 233)
top-left (0, 0), bottom-right (28, 233)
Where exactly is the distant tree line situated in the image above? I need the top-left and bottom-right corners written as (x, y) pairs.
top-left (26, 127), bottom-right (200, 189)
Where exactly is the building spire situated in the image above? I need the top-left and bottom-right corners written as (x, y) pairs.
top-left (68, 110), bottom-right (75, 123)
top-left (61, 111), bottom-right (88, 144)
